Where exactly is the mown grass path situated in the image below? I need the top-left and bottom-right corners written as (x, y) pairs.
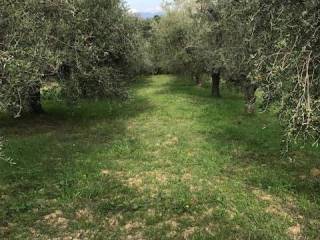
top-left (1, 75), bottom-right (320, 239)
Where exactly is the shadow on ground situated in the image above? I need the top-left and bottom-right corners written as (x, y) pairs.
top-left (160, 75), bottom-right (320, 205)
top-left (0, 79), bottom-right (155, 238)
top-left (1, 75), bottom-right (319, 239)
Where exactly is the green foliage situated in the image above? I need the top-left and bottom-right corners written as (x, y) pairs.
top-left (130, 18), bottom-right (157, 74)
top-left (1, 0), bottom-right (319, 143)
top-left (198, 0), bottom-right (320, 142)
top-left (0, 0), bottom-right (145, 116)
top-left (253, 1), bottom-right (320, 143)
top-left (0, 0), bottom-right (50, 116)
top-left (150, 1), bottom-right (213, 76)
top-left (151, 0), bottom-right (320, 143)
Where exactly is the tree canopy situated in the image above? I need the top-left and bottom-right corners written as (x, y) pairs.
top-left (150, 0), bottom-right (320, 143)
top-left (0, 0), bottom-right (145, 116)
top-left (1, 0), bottom-right (319, 144)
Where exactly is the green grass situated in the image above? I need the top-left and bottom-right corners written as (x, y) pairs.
top-left (1, 75), bottom-right (319, 239)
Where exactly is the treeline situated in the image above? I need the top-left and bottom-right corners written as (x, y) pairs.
top-left (1, 0), bottom-right (320, 144)
top-left (147, 0), bottom-right (320, 143)
top-left (0, 0), bottom-right (149, 117)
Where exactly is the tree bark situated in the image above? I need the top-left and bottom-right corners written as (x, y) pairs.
top-left (29, 83), bottom-right (44, 114)
top-left (194, 74), bottom-right (202, 86)
top-left (211, 69), bottom-right (221, 97)
top-left (243, 81), bottom-right (258, 114)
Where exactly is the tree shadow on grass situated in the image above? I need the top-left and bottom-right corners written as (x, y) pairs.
top-left (0, 78), bottom-right (156, 238)
top-left (0, 84), bottom-right (153, 136)
top-left (208, 122), bottom-right (320, 203)
top-left (0, 80), bottom-right (154, 190)
top-left (159, 74), bottom-right (320, 205)
top-left (0, 77), bottom-right (154, 174)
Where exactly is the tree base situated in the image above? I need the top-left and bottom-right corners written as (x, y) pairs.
top-left (245, 104), bottom-right (256, 114)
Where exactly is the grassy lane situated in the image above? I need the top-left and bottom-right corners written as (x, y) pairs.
top-left (1, 75), bottom-right (320, 239)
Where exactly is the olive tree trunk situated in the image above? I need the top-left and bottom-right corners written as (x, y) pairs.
top-left (194, 74), bottom-right (202, 86)
top-left (211, 69), bottom-right (221, 97)
top-left (243, 81), bottom-right (258, 114)
top-left (28, 83), bottom-right (44, 114)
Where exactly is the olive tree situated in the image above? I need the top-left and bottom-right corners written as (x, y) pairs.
top-left (0, 0), bottom-right (56, 116)
top-left (196, 0), bottom-right (260, 105)
top-left (131, 17), bottom-right (157, 75)
top-left (0, 0), bottom-right (142, 117)
top-left (151, 1), bottom-right (213, 85)
top-left (201, 0), bottom-right (320, 141)
top-left (252, 0), bottom-right (320, 142)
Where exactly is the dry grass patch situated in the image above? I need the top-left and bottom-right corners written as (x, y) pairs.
top-left (75, 208), bottom-right (94, 222)
top-left (125, 232), bottom-right (145, 240)
top-left (124, 170), bottom-right (170, 191)
top-left (211, 176), bottom-right (229, 185)
top-left (200, 207), bottom-right (215, 220)
top-left (252, 188), bottom-right (274, 202)
top-left (127, 176), bottom-right (144, 189)
top-left (147, 170), bottom-right (168, 184)
top-left (286, 223), bottom-right (302, 240)
top-left (179, 213), bottom-right (196, 223)
top-left (226, 207), bottom-right (237, 220)
top-left (253, 189), bottom-right (302, 222)
top-left (105, 213), bottom-right (123, 230)
top-left (43, 210), bottom-right (69, 229)
top-left (251, 189), bottom-right (306, 239)
top-left (310, 168), bottom-right (320, 177)
top-left (182, 227), bottom-right (197, 239)
top-left (59, 229), bottom-right (95, 240)
top-left (166, 231), bottom-right (178, 238)
top-left (155, 219), bottom-right (178, 234)
top-left (164, 220), bottom-right (179, 229)
top-left (101, 169), bottom-right (126, 178)
top-left (265, 205), bottom-right (292, 220)
top-left (123, 220), bottom-right (145, 232)
top-left (147, 208), bottom-right (156, 217)
top-left (163, 135), bottom-right (179, 147)
top-left (205, 223), bottom-right (218, 236)
top-left (181, 172), bottom-right (193, 182)
top-left (101, 169), bottom-right (111, 175)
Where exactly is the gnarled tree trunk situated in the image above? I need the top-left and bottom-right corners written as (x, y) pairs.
top-left (28, 83), bottom-right (44, 114)
top-left (194, 74), bottom-right (203, 86)
top-left (211, 68), bottom-right (221, 97)
top-left (58, 62), bottom-right (72, 81)
top-left (243, 81), bottom-right (258, 114)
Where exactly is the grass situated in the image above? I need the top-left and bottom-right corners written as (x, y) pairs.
top-left (0, 75), bottom-right (319, 239)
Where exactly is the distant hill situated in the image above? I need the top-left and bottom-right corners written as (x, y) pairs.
top-left (137, 11), bottom-right (163, 19)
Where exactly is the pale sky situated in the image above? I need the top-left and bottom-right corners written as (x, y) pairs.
top-left (126, 0), bottom-right (162, 12)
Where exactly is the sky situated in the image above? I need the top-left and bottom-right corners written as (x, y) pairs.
top-left (126, 0), bottom-right (162, 13)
